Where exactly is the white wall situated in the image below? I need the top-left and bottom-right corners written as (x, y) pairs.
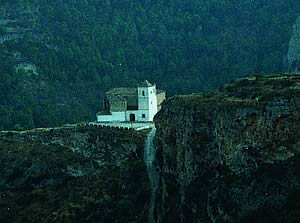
top-left (97, 112), bottom-right (126, 122)
top-left (137, 85), bottom-right (158, 121)
top-left (97, 84), bottom-right (161, 123)
top-left (149, 87), bottom-right (158, 121)
top-left (126, 110), bottom-right (150, 122)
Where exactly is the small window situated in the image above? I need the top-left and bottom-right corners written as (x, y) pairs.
top-left (142, 114), bottom-right (146, 118)
top-left (142, 91), bottom-right (145, 96)
top-left (150, 91), bottom-right (152, 94)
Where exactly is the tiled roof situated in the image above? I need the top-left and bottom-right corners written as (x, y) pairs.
top-left (97, 110), bottom-right (111, 115)
top-left (106, 88), bottom-right (137, 100)
top-left (109, 95), bottom-right (127, 102)
top-left (138, 80), bottom-right (154, 87)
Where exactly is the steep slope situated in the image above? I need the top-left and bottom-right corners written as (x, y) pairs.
top-left (154, 74), bottom-right (300, 223)
top-left (1, 0), bottom-right (300, 129)
top-left (0, 125), bottom-right (149, 223)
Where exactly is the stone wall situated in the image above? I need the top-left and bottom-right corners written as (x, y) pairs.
top-left (110, 98), bottom-right (127, 112)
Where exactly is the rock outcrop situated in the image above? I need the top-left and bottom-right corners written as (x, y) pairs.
top-left (287, 16), bottom-right (300, 71)
top-left (0, 125), bottom-right (150, 223)
top-left (154, 74), bottom-right (300, 223)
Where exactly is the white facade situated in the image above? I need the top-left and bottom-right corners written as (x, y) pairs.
top-left (125, 110), bottom-right (140, 122)
top-left (96, 82), bottom-right (161, 122)
top-left (97, 112), bottom-right (126, 122)
top-left (137, 84), bottom-right (157, 121)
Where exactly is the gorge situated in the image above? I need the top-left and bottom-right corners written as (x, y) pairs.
top-left (144, 128), bottom-right (159, 223)
top-left (0, 74), bottom-right (300, 223)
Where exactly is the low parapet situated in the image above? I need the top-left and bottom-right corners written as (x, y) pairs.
top-left (88, 122), bottom-right (154, 131)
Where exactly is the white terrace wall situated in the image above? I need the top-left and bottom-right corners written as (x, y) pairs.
top-left (97, 112), bottom-right (126, 122)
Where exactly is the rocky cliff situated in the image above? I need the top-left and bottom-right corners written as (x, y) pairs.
top-left (288, 16), bottom-right (300, 71)
top-left (0, 125), bottom-right (150, 223)
top-left (154, 74), bottom-right (300, 223)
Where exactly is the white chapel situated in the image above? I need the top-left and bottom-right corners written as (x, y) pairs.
top-left (96, 80), bottom-right (166, 122)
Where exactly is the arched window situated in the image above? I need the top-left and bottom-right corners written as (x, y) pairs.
top-left (142, 91), bottom-right (145, 96)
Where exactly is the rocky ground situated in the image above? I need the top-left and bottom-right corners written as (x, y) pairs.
top-left (0, 125), bottom-right (150, 223)
top-left (154, 74), bottom-right (300, 223)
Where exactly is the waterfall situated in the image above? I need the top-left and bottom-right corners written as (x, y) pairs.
top-left (144, 127), bottom-right (159, 223)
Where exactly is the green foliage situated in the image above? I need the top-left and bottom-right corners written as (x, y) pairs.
top-left (0, 0), bottom-right (300, 129)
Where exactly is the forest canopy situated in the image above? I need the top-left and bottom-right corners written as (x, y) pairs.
top-left (0, 0), bottom-right (299, 129)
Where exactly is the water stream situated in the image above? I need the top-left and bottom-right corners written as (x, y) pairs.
top-left (144, 127), bottom-right (159, 223)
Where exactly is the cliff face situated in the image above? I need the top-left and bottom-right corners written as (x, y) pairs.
top-left (154, 74), bottom-right (300, 223)
top-left (0, 125), bottom-right (149, 223)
